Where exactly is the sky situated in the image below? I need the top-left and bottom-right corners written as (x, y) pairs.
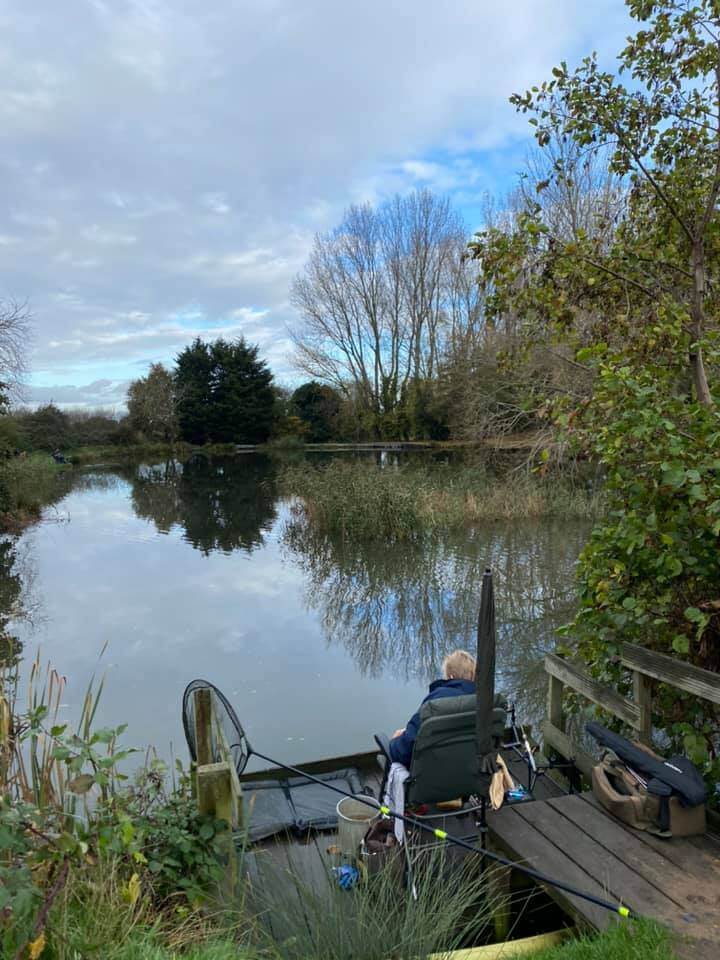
top-left (0, 0), bottom-right (634, 410)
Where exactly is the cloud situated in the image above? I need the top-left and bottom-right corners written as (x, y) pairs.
top-left (26, 379), bottom-right (129, 410)
top-left (0, 0), bottom-right (632, 404)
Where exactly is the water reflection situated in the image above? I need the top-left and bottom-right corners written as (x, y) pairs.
top-left (8, 454), bottom-right (591, 762)
top-left (0, 536), bottom-right (39, 671)
top-left (283, 516), bottom-right (589, 723)
top-left (128, 455), bottom-right (277, 555)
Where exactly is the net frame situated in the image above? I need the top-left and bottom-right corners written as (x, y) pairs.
top-left (182, 678), bottom-right (252, 775)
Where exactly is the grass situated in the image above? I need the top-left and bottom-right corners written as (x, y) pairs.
top-left (531, 919), bottom-right (677, 959)
top-left (0, 452), bottom-right (69, 527)
top-left (68, 442), bottom-right (196, 465)
top-left (281, 459), bottom-right (602, 541)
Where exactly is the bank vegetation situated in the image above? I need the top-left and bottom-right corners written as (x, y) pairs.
top-left (282, 460), bottom-right (602, 541)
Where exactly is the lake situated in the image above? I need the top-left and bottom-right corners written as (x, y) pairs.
top-left (6, 453), bottom-right (590, 773)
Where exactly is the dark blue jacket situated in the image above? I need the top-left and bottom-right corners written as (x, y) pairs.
top-left (389, 678), bottom-right (475, 768)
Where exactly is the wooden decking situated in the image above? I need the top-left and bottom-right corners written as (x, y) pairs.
top-left (241, 748), bottom-right (567, 944)
top-left (487, 791), bottom-right (720, 957)
top-left (240, 747), bottom-right (720, 957)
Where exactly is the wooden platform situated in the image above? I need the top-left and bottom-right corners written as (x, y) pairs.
top-left (487, 791), bottom-right (720, 957)
top-left (240, 746), bottom-right (566, 944)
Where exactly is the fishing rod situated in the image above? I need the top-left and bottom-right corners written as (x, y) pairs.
top-left (248, 748), bottom-right (637, 921)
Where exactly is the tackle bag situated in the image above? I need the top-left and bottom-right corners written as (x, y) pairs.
top-left (587, 722), bottom-right (706, 837)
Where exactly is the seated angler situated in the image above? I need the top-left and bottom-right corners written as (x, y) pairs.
top-left (389, 649), bottom-right (476, 769)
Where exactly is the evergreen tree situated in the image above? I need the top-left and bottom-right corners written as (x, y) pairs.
top-left (175, 337), bottom-right (275, 444)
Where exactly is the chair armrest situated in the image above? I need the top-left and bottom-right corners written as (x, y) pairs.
top-left (374, 733), bottom-right (393, 762)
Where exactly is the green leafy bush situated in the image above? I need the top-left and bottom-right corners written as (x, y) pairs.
top-left (557, 334), bottom-right (720, 794)
top-left (1, 660), bottom-right (237, 958)
top-left (97, 762), bottom-right (228, 906)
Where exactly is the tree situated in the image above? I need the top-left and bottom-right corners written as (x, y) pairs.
top-left (18, 404), bottom-right (70, 451)
top-left (127, 364), bottom-right (179, 443)
top-left (290, 190), bottom-right (478, 436)
top-left (471, 0), bottom-right (720, 790)
top-left (291, 381), bottom-right (342, 442)
top-left (175, 338), bottom-right (275, 445)
top-left (130, 455), bottom-right (277, 553)
top-left (440, 138), bottom-right (619, 446)
top-left (0, 299), bottom-right (30, 402)
top-left (489, 0), bottom-right (720, 407)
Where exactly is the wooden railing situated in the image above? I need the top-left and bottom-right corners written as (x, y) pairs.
top-left (543, 641), bottom-right (720, 779)
top-left (192, 687), bottom-right (243, 900)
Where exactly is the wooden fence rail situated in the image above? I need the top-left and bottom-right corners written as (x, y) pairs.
top-left (543, 642), bottom-right (720, 780)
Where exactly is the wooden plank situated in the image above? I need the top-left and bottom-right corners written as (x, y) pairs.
top-left (541, 720), bottom-right (595, 781)
top-left (243, 850), bottom-right (276, 938)
top-left (487, 805), bottom-right (615, 931)
top-left (632, 670), bottom-right (653, 745)
top-left (621, 643), bottom-right (720, 705)
top-left (580, 793), bottom-right (720, 883)
top-left (194, 687), bottom-right (213, 766)
top-left (546, 794), bottom-right (720, 927)
top-left (545, 654), bottom-right (640, 728)
top-left (253, 836), bottom-right (307, 939)
top-left (514, 799), bottom-right (680, 922)
top-left (284, 835), bottom-right (332, 900)
top-left (211, 708), bottom-right (244, 824)
top-left (429, 931), bottom-right (569, 960)
top-left (547, 674), bottom-right (564, 732)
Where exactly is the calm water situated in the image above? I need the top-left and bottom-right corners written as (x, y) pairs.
top-left (6, 454), bottom-right (589, 772)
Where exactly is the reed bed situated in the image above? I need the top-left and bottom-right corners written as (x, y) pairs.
top-left (281, 460), bottom-right (603, 541)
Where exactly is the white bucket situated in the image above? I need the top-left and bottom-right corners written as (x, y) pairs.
top-left (336, 795), bottom-right (378, 859)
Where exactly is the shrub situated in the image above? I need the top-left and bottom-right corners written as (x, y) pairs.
top-left (1, 657), bottom-right (239, 958)
top-left (556, 339), bottom-right (720, 796)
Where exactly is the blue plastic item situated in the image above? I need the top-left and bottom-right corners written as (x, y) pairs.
top-left (507, 785), bottom-right (530, 801)
top-left (332, 864), bottom-right (360, 890)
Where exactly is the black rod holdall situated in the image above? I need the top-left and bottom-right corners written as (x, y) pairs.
top-left (586, 722), bottom-right (707, 837)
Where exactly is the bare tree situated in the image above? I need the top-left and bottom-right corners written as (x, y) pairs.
top-left (517, 138), bottom-right (625, 248)
top-left (446, 139), bottom-right (624, 445)
top-left (0, 299), bottom-right (31, 403)
top-left (290, 190), bottom-right (474, 427)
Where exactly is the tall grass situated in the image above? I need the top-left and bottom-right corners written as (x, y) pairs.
top-left (0, 452), bottom-right (68, 519)
top-left (250, 849), bottom-right (510, 960)
top-left (281, 460), bottom-right (602, 541)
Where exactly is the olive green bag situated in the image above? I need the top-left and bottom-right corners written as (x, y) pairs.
top-left (592, 749), bottom-right (706, 838)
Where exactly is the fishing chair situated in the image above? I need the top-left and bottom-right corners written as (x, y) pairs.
top-left (374, 693), bottom-right (508, 883)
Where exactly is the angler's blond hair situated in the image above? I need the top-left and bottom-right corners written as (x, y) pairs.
top-left (442, 649), bottom-right (476, 681)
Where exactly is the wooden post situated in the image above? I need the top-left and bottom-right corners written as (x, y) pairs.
top-left (485, 839), bottom-right (512, 942)
top-left (196, 761), bottom-right (239, 902)
top-left (547, 674), bottom-right (564, 733)
top-left (632, 670), bottom-right (652, 745)
top-left (194, 688), bottom-right (213, 766)
top-left (193, 687), bottom-right (243, 902)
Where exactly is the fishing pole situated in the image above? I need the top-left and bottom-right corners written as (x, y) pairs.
top-left (248, 748), bottom-right (637, 921)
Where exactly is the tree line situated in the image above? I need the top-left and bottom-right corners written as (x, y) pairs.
top-left (5, 342), bottom-right (350, 453)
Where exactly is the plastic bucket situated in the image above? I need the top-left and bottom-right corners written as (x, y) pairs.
top-left (336, 795), bottom-right (378, 859)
